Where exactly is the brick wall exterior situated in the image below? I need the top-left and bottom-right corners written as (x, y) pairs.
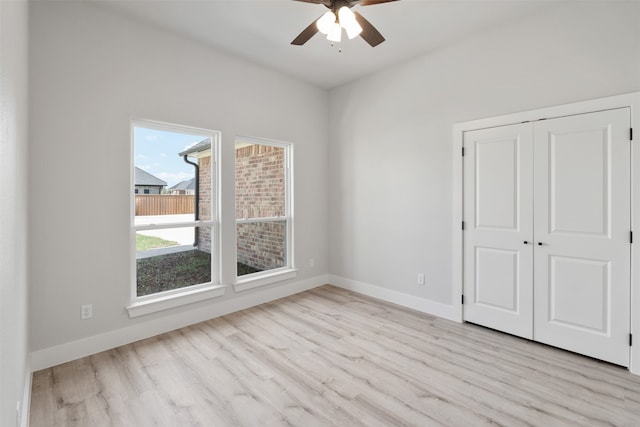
top-left (236, 221), bottom-right (286, 271)
top-left (197, 156), bottom-right (212, 254)
top-left (194, 144), bottom-right (286, 273)
top-left (235, 144), bottom-right (286, 272)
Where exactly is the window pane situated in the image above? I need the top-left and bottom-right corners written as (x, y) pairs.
top-left (136, 226), bottom-right (211, 296)
top-left (237, 221), bottom-right (286, 276)
top-left (236, 144), bottom-right (285, 219)
top-left (134, 126), bottom-right (214, 224)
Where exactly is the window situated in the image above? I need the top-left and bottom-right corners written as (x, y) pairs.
top-left (128, 120), bottom-right (223, 317)
top-left (235, 137), bottom-right (295, 290)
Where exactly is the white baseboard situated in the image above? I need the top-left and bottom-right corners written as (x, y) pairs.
top-left (328, 275), bottom-right (459, 322)
top-left (30, 274), bottom-right (457, 372)
top-left (31, 275), bottom-right (328, 371)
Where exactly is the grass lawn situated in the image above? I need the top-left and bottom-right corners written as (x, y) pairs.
top-left (136, 233), bottom-right (179, 251)
top-left (137, 250), bottom-right (261, 296)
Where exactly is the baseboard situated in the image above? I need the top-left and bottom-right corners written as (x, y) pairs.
top-left (328, 275), bottom-right (459, 322)
top-left (30, 274), bottom-right (456, 372)
top-left (31, 274), bottom-right (328, 371)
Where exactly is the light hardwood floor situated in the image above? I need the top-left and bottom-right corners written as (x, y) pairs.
top-left (30, 285), bottom-right (640, 426)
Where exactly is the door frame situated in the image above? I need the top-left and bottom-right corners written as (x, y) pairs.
top-left (452, 92), bottom-right (640, 375)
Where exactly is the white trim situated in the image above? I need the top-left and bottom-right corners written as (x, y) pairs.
top-left (630, 93), bottom-right (640, 376)
top-left (234, 136), bottom-right (295, 281)
top-left (126, 284), bottom-right (227, 318)
top-left (329, 275), bottom-right (459, 322)
top-left (134, 220), bottom-right (215, 231)
top-left (130, 118), bottom-right (221, 305)
top-left (452, 122), bottom-right (465, 323)
top-left (236, 217), bottom-right (289, 224)
top-left (21, 355), bottom-right (32, 427)
top-left (31, 275), bottom-right (329, 371)
top-left (452, 91), bottom-right (640, 375)
top-left (234, 268), bottom-right (298, 292)
top-left (130, 117), bottom-right (217, 138)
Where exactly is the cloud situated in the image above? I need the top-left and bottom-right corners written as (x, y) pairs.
top-left (137, 154), bottom-right (148, 159)
top-left (145, 134), bottom-right (159, 142)
top-left (156, 171), bottom-right (195, 186)
top-left (160, 153), bottom-right (167, 158)
top-left (137, 164), bottom-right (151, 171)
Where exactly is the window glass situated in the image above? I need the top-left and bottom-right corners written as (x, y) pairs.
top-left (235, 140), bottom-right (291, 278)
top-left (133, 123), bottom-right (217, 298)
top-left (136, 226), bottom-right (211, 296)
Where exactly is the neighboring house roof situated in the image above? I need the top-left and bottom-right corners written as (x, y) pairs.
top-left (134, 166), bottom-right (167, 187)
top-left (169, 177), bottom-right (196, 191)
top-left (179, 138), bottom-right (211, 156)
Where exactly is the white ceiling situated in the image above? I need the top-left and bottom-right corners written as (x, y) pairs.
top-left (92, 0), bottom-right (554, 89)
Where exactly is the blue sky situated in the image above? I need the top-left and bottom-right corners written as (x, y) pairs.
top-left (134, 126), bottom-right (207, 187)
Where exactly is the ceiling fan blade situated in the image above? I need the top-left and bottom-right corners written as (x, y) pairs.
top-left (358, 0), bottom-right (400, 5)
top-left (291, 19), bottom-right (320, 45)
top-left (353, 11), bottom-right (385, 47)
top-left (291, 0), bottom-right (331, 5)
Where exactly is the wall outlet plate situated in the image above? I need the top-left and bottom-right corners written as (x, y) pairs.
top-left (81, 304), bottom-right (93, 319)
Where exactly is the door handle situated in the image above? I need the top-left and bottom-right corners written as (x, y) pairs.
top-left (538, 242), bottom-right (544, 246)
top-left (524, 241), bottom-right (529, 245)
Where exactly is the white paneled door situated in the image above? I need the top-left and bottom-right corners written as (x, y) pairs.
top-left (533, 109), bottom-right (630, 366)
top-left (463, 123), bottom-right (534, 339)
top-left (463, 108), bottom-right (631, 366)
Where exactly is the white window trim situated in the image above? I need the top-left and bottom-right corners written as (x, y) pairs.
top-left (127, 283), bottom-right (227, 318)
top-left (129, 118), bottom-right (223, 317)
top-left (234, 136), bottom-right (295, 291)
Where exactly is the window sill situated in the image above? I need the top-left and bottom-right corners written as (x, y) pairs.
top-left (127, 284), bottom-right (227, 318)
top-left (234, 268), bottom-right (298, 292)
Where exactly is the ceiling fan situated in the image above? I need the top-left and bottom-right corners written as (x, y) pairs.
top-left (291, 0), bottom-right (399, 47)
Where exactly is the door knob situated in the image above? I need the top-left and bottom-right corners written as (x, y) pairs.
top-left (538, 242), bottom-right (544, 246)
top-left (524, 241), bottom-right (529, 245)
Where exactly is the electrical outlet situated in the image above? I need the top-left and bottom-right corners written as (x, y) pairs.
top-left (81, 304), bottom-right (93, 320)
top-left (417, 273), bottom-right (425, 285)
top-left (309, 258), bottom-right (315, 268)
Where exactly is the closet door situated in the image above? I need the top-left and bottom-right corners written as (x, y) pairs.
top-left (533, 109), bottom-right (631, 366)
top-left (463, 123), bottom-right (534, 339)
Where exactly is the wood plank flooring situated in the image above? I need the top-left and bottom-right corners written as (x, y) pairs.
top-left (30, 285), bottom-right (640, 426)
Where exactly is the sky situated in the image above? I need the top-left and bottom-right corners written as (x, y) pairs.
top-left (134, 126), bottom-right (208, 187)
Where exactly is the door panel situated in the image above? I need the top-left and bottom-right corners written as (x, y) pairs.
top-left (549, 129), bottom-right (609, 235)
top-left (463, 123), bottom-right (533, 339)
top-left (474, 247), bottom-right (519, 312)
top-left (533, 108), bottom-right (630, 366)
top-left (475, 139), bottom-right (519, 230)
top-left (548, 255), bottom-right (609, 333)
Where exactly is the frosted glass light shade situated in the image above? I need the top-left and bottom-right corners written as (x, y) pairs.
top-left (337, 6), bottom-right (362, 39)
top-left (327, 22), bottom-right (342, 42)
top-left (343, 20), bottom-right (362, 39)
top-left (316, 11), bottom-right (336, 35)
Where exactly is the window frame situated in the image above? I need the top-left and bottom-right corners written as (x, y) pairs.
top-left (127, 118), bottom-right (224, 317)
top-left (234, 136), bottom-right (296, 291)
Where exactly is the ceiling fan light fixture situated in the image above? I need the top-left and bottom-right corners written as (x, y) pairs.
top-left (337, 6), bottom-right (362, 39)
top-left (327, 21), bottom-right (342, 42)
top-left (291, 0), bottom-right (396, 48)
top-left (343, 20), bottom-right (362, 39)
top-left (316, 11), bottom-right (336, 35)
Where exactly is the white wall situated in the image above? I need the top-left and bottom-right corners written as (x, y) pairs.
top-left (0, 0), bottom-right (30, 425)
top-left (328, 2), bottom-right (640, 306)
top-left (29, 2), bottom-right (329, 362)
